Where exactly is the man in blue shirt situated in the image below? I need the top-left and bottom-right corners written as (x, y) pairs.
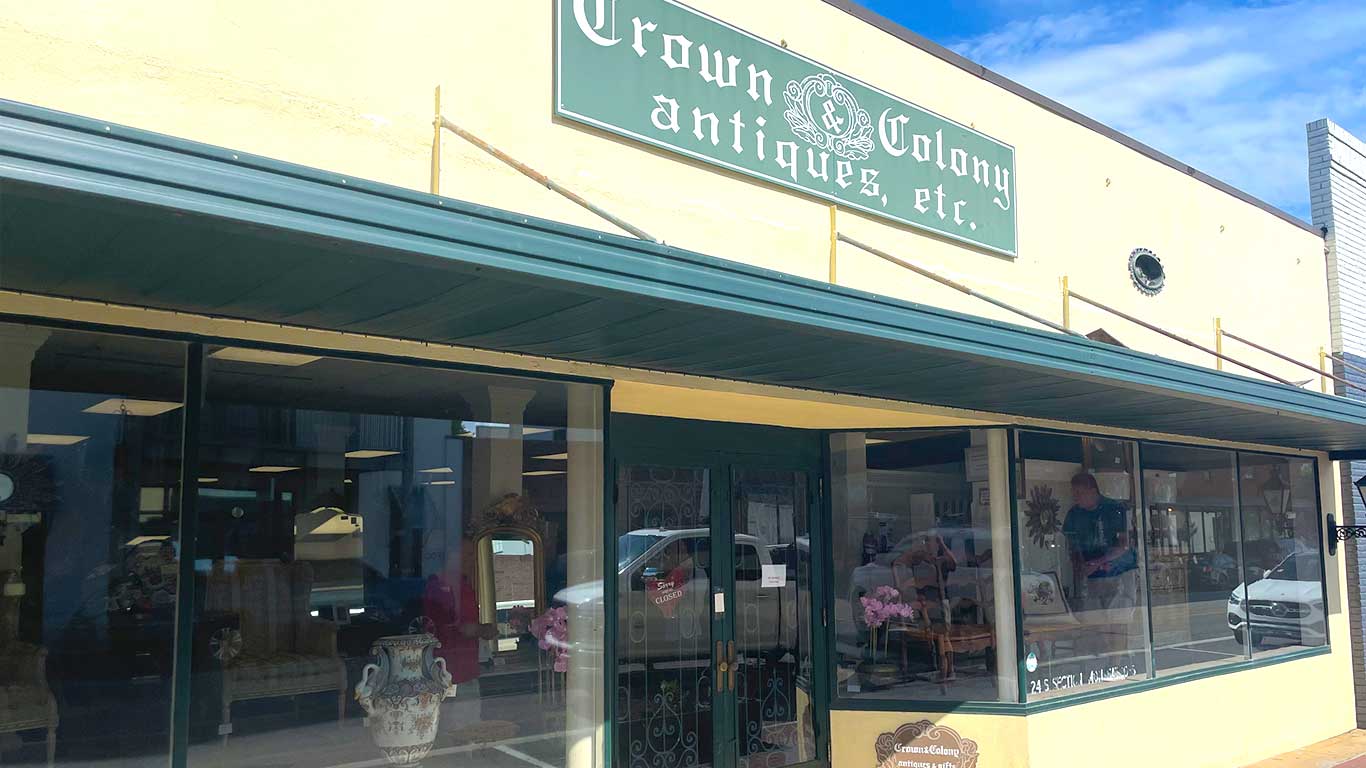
top-left (1062, 472), bottom-right (1139, 660)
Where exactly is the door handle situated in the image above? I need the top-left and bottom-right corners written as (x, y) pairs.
top-left (716, 640), bottom-right (726, 692)
top-left (728, 640), bottom-right (737, 692)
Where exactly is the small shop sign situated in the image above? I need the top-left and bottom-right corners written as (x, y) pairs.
top-left (875, 721), bottom-right (979, 768)
top-left (556, 0), bottom-right (1018, 256)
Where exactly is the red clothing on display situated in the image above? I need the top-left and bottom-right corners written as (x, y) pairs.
top-left (423, 572), bottom-right (481, 684)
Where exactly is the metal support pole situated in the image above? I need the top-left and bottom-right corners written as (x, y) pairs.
top-left (839, 234), bottom-right (1084, 336)
top-left (1067, 289), bottom-right (1294, 384)
top-left (1220, 329), bottom-right (1364, 393)
top-left (1214, 317), bottom-right (1223, 371)
top-left (430, 86), bottom-right (441, 195)
top-left (828, 205), bottom-right (837, 284)
top-left (438, 116), bottom-right (659, 243)
top-left (1061, 276), bottom-right (1071, 331)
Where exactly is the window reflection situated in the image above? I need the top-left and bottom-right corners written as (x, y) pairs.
top-left (189, 349), bottom-right (604, 768)
top-left (1232, 454), bottom-right (1325, 656)
top-left (1142, 443), bottom-right (1244, 673)
top-left (1017, 432), bottom-right (1148, 700)
top-left (0, 324), bottom-right (185, 766)
top-left (830, 430), bottom-right (1006, 703)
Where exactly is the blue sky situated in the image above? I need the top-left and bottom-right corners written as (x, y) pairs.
top-left (859, 0), bottom-right (1366, 221)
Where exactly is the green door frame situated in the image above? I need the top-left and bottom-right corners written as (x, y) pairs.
top-left (609, 415), bottom-right (829, 768)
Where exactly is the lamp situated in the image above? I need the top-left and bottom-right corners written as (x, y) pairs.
top-left (1327, 475), bottom-right (1366, 555)
top-left (1261, 470), bottom-right (1292, 519)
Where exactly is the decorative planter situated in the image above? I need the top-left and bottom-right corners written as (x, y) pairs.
top-left (857, 661), bottom-right (899, 690)
top-left (355, 633), bottom-right (453, 766)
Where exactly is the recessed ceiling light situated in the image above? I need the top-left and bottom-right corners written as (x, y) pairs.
top-left (345, 450), bottom-right (399, 459)
top-left (418, 467), bottom-right (454, 474)
top-left (523, 470), bottom-right (566, 477)
top-left (84, 398), bottom-right (182, 416)
top-left (209, 347), bottom-right (322, 367)
top-left (197, 477), bottom-right (219, 484)
top-left (343, 478), bottom-right (353, 484)
top-left (533, 452), bottom-right (568, 460)
top-left (426, 480), bottom-right (457, 486)
top-left (27, 434), bottom-right (89, 446)
top-left (249, 465), bottom-right (298, 473)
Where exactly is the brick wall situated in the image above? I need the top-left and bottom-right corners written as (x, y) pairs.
top-left (1308, 118), bottom-right (1366, 726)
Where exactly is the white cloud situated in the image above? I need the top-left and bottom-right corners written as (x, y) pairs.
top-left (953, 1), bottom-right (1366, 219)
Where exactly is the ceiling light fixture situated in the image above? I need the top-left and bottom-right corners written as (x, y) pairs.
top-left (26, 434), bottom-right (89, 446)
top-left (345, 450), bottom-right (399, 459)
top-left (84, 398), bottom-right (182, 416)
top-left (209, 347), bottom-right (323, 367)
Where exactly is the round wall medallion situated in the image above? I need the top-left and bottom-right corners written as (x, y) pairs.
top-left (0, 473), bottom-right (13, 504)
top-left (1129, 247), bottom-right (1165, 295)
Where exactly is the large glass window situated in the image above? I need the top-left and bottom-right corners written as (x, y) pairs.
top-left (1141, 443), bottom-right (1244, 674)
top-left (830, 429), bottom-right (1014, 703)
top-left (187, 348), bottom-right (604, 768)
top-left (1234, 453), bottom-right (1325, 657)
top-left (0, 323), bottom-right (185, 765)
top-left (1016, 431), bottom-right (1149, 700)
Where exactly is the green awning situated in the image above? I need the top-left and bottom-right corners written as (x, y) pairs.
top-left (2, 98), bottom-right (1364, 453)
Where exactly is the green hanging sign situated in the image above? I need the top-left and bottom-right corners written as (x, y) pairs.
top-left (556, 0), bottom-right (1018, 257)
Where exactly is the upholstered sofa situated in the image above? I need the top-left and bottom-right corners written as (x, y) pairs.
top-left (203, 559), bottom-right (346, 740)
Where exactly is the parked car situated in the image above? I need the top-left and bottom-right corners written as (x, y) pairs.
top-left (1227, 552), bottom-right (1325, 647)
top-left (556, 528), bottom-right (799, 662)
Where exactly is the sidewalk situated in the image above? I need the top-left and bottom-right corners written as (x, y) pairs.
top-left (1245, 731), bottom-right (1366, 768)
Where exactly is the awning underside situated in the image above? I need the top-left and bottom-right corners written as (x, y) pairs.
top-left (2, 101), bottom-right (1364, 453)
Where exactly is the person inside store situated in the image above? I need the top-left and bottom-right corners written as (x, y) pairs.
top-left (1062, 472), bottom-right (1138, 659)
top-left (424, 536), bottom-right (498, 731)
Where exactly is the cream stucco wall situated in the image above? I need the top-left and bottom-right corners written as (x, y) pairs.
top-left (0, 0), bottom-right (1332, 383)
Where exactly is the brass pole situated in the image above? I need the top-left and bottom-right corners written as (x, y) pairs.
top-left (1214, 317), bottom-right (1223, 371)
top-left (839, 234), bottom-right (1083, 336)
top-left (1222, 329), bottom-right (1361, 393)
top-left (1068, 289), bottom-right (1294, 384)
top-left (430, 85), bottom-right (442, 195)
top-left (1061, 276), bottom-right (1071, 331)
top-left (828, 205), bottom-right (837, 284)
top-left (438, 116), bottom-right (659, 243)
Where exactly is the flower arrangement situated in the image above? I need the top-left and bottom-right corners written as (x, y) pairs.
top-left (859, 585), bottom-right (915, 660)
top-left (530, 606), bottom-right (569, 673)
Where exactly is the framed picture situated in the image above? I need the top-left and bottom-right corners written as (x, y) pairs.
top-left (1020, 571), bottom-right (1070, 617)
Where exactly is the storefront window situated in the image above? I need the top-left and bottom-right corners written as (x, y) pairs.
top-left (187, 348), bottom-right (604, 768)
top-left (830, 429), bottom-right (1015, 703)
top-left (1141, 443), bottom-right (1244, 673)
top-left (0, 323), bottom-right (185, 765)
top-left (1234, 453), bottom-right (1325, 657)
top-left (1016, 431), bottom-right (1149, 700)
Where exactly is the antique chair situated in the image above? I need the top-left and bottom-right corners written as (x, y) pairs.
top-left (0, 576), bottom-right (57, 767)
top-left (204, 559), bottom-right (346, 741)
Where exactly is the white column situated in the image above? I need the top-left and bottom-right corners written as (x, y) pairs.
top-left (565, 383), bottom-right (604, 768)
top-left (471, 386), bottom-right (535, 628)
top-left (987, 429), bottom-right (1019, 702)
top-left (0, 326), bottom-right (48, 577)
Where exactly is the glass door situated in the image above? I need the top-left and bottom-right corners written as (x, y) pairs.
top-left (730, 467), bottom-right (816, 768)
top-left (614, 461), bottom-right (819, 768)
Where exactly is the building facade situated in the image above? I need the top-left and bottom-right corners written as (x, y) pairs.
top-left (0, 2), bottom-right (1360, 768)
top-left (1308, 118), bottom-right (1366, 728)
